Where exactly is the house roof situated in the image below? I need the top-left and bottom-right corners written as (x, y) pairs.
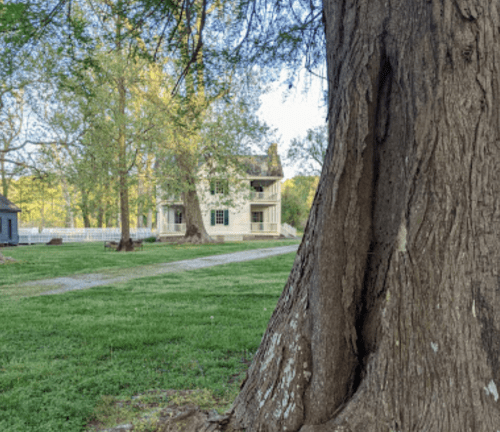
top-left (0, 194), bottom-right (21, 213)
top-left (240, 144), bottom-right (283, 177)
top-left (155, 143), bottom-right (284, 178)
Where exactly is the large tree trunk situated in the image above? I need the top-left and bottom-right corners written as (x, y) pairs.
top-left (229, 1), bottom-right (500, 430)
top-left (178, 148), bottom-right (212, 244)
top-left (182, 184), bottom-right (213, 244)
top-left (115, 8), bottom-right (134, 253)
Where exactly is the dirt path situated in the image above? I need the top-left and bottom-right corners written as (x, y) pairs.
top-left (19, 244), bottom-right (299, 297)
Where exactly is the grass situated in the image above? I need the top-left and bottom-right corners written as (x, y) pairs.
top-left (0, 251), bottom-right (296, 432)
top-left (0, 239), bottom-right (299, 287)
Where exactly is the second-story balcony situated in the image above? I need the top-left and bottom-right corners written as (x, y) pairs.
top-left (250, 191), bottom-right (278, 201)
top-left (163, 194), bottom-right (183, 203)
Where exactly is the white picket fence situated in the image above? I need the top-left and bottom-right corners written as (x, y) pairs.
top-left (19, 228), bottom-right (155, 244)
top-left (281, 223), bottom-right (298, 238)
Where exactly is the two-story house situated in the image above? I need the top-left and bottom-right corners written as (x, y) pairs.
top-left (156, 144), bottom-right (284, 241)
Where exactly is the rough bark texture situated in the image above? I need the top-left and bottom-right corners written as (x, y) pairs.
top-left (183, 185), bottom-right (213, 244)
top-left (230, 0), bottom-right (500, 430)
top-left (178, 148), bottom-right (213, 244)
top-left (61, 176), bottom-right (75, 228)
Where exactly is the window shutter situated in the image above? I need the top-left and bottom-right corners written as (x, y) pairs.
top-left (210, 181), bottom-right (215, 195)
top-left (224, 180), bottom-right (229, 195)
top-left (224, 210), bottom-right (229, 226)
top-left (211, 210), bottom-right (215, 226)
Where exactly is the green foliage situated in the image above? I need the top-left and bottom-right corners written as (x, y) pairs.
top-left (0, 251), bottom-right (296, 431)
top-left (230, 0), bottom-right (325, 85)
top-left (285, 124), bottom-right (327, 175)
top-left (9, 175), bottom-right (67, 228)
top-left (281, 175), bottom-right (319, 230)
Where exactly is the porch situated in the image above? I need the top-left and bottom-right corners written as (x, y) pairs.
top-left (250, 222), bottom-right (278, 233)
top-left (158, 204), bottom-right (186, 235)
top-left (250, 204), bottom-right (279, 234)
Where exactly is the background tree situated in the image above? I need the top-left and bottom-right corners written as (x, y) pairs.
top-left (9, 173), bottom-right (65, 229)
top-left (285, 124), bottom-right (327, 175)
top-left (281, 175), bottom-right (319, 231)
top-left (0, 86), bottom-right (28, 198)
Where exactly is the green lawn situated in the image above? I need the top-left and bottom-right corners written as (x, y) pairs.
top-left (0, 250), bottom-right (296, 432)
top-left (0, 239), bottom-right (299, 287)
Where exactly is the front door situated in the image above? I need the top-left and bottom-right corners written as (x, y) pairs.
top-left (252, 211), bottom-right (264, 231)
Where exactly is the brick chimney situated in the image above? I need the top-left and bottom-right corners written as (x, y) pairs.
top-left (267, 143), bottom-right (283, 177)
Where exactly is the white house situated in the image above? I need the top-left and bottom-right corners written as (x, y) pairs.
top-left (156, 144), bottom-right (287, 241)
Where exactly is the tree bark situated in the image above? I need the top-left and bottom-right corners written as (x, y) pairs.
top-left (61, 176), bottom-right (75, 228)
top-left (177, 148), bottom-right (212, 244)
top-left (1, 157), bottom-right (9, 198)
top-left (79, 189), bottom-right (91, 228)
top-left (137, 175), bottom-right (144, 229)
top-left (115, 8), bottom-right (133, 253)
top-left (117, 164), bottom-right (133, 251)
top-left (229, 1), bottom-right (500, 431)
top-left (183, 182), bottom-right (213, 244)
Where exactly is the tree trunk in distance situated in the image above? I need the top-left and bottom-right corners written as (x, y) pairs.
top-left (61, 176), bottom-right (75, 228)
top-left (96, 206), bottom-right (104, 228)
top-left (183, 184), bottom-right (213, 244)
top-left (115, 9), bottom-right (134, 253)
top-left (137, 175), bottom-right (144, 228)
top-left (147, 208), bottom-right (153, 230)
top-left (79, 188), bottom-right (91, 228)
top-left (1, 157), bottom-right (9, 198)
top-left (177, 148), bottom-right (212, 244)
top-left (117, 171), bottom-right (133, 251)
top-left (229, 1), bottom-right (500, 431)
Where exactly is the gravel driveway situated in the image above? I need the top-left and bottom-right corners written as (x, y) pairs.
top-left (20, 244), bottom-right (299, 296)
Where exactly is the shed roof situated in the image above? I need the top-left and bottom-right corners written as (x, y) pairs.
top-left (0, 194), bottom-right (21, 213)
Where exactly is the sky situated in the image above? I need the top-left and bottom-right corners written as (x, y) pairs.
top-left (257, 72), bottom-right (327, 180)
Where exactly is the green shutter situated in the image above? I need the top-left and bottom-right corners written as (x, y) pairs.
top-left (211, 210), bottom-right (215, 226)
top-left (224, 210), bottom-right (229, 226)
top-left (210, 181), bottom-right (215, 195)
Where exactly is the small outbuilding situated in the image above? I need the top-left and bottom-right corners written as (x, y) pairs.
top-left (0, 194), bottom-right (21, 246)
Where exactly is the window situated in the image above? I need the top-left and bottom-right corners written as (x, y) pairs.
top-left (216, 210), bottom-right (224, 224)
top-left (210, 180), bottom-right (227, 195)
top-left (175, 210), bottom-right (183, 224)
top-left (211, 210), bottom-right (229, 226)
top-left (8, 219), bottom-right (12, 239)
top-left (252, 212), bottom-right (264, 223)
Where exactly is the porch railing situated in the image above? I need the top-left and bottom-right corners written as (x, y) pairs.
top-left (162, 223), bottom-right (186, 233)
top-left (250, 191), bottom-right (277, 201)
top-left (251, 222), bottom-right (278, 233)
top-left (281, 223), bottom-right (297, 238)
